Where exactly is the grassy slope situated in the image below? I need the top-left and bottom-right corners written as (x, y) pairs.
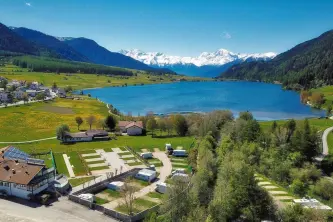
top-left (311, 86), bottom-right (333, 108)
top-left (0, 97), bottom-right (108, 141)
top-left (0, 64), bottom-right (207, 90)
top-left (69, 176), bottom-right (95, 187)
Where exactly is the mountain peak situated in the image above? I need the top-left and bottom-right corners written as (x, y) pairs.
top-left (120, 49), bottom-right (276, 67)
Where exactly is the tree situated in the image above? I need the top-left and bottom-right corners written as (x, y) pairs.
top-left (285, 119), bottom-right (296, 143)
top-left (75, 116), bottom-right (83, 130)
top-left (22, 93), bottom-right (29, 104)
top-left (104, 115), bottom-right (117, 131)
top-left (157, 118), bottom-right (167, 135)
top-left (0, 79), bottom-right (8, 89)
top-left (86, 115), bottom-right (96, 130)
top-left (146, 118), bottom-right (157, 137)
top-left (56, 124), bottom-right (70, 140)
top-left (52, 82), bottom-right (57, 89)
top-left (271, 120), bottom-right (278, 133)
top-left (239, 111), bottom-right (254, 121)
top-left (36, 92), bottom-right (46, 101)
top-left (64, 85), bottom-right (73, 93)
top-left (120, 179), bottom-right (137, 215)
top-left (327, 104), bottom-right (332, 117)
top-left (165, 117), bottom-right (173, 136)
top-left (172, 114), bottom-right (188, 136)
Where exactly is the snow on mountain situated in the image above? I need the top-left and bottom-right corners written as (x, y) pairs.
top-left (119, 48), bottom-right (277, 67)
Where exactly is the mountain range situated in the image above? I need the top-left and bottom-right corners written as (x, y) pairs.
top-left (0, 23), bottom-right (173, 74)
top-left (220, 30), bottom-right (333, 89)
top-left (120, 49), bottom-right (276, 77)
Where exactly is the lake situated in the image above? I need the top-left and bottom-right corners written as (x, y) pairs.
top-left (83, 81), bottom-right (324, 120)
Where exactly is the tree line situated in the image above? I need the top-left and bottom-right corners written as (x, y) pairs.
top-left (12, 56), bottom-right (134, 76)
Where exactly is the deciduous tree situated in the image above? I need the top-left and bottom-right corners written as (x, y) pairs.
top-left (86, 115), bottom-right (96, 130)
top-left (75, 116), bottom-right (83, 130)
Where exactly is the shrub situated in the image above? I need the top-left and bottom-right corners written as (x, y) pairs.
top-left (313, 178), bottom-right (333, 200)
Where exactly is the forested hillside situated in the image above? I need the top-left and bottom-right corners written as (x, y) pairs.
top-left (12, 27), bottom-right (90, 62)
top-left (0, 23), bottom-right (56, 57)
top-left (221, 30), bottom-right (333, 90)
top-left (12, 56), bottom-right (134, 76)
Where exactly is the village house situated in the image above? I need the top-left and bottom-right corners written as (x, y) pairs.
top-left (26, 89), bottom-right (37, 97)
top-left (14, 89), bottom-right (25, 100)
top-left (0, 91), bottom-right (8, 102)
top-left (0, 146), bottom-right (56, 200)
top-left (30, 81), bottom-right (40, 90)
top-left (59, 129), bottom-right (110, 143)
top-left (38, 87), bottom-right (51, 97)
top-left (7, 80), bottom-right (22, 88)
top-left (57, 88), bottom-right (66, 98)
top-left (118, 121), bottom-right (144, 136)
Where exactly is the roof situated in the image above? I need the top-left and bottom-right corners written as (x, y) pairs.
top-left (119, 121), bottom-right (143, 129)
top-left (0, 147), bottom-right (44, 185)
top-left (138, 169), bottom-right (156, 176)
top-left (65, 130), bottom-right (108, 138)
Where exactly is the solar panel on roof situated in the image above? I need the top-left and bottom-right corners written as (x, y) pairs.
top-left (4, 146), bottom-right (31, 161)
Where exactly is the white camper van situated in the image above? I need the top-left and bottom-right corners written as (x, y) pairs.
top-left (172, 150), bottom-right (188, 157)
top-left (140, 152), bottom-right (153, 159)
top-left (155, 182), bottom-right (168, 194)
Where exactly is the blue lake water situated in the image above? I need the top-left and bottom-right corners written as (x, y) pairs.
top-left (83, 81), bottom-right (324, 120)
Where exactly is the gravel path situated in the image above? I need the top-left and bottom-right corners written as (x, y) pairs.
top-left (322, 126), bottom-right (333, 156)
top-left (0, 137), bottom-right (57, 144)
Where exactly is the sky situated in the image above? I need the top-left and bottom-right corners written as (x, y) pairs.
top-left (1, 0), bottom-right (333, 56)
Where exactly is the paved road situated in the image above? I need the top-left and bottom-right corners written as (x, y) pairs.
top-left (103, 151), bottom-right (172, 209)
top-left (0, 97), bottom-right (54, 109)
top-left (63, 154), bottom-right (75, 178)
top-left (322, 126), bottom-right (333, 156)
top-left (0, 137), bottom-right (57, 144)
top-left (0, 197), bottom-right (118, 222)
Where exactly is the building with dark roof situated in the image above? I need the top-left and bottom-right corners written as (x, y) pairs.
top-left (60, 130), bottom-right (110, 143)
top-left (0, 146), bottom-right (56, 199)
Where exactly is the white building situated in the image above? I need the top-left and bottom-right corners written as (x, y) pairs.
top-left (26, 90), bottom-right (37, 97)
top-left (0, 92), bottom-right (8, 102)
top-left (107, 181), bottom-right (124, 191)
top-left (118, 121), bottom-right (144, 135)
top-left (14, 89), bottom-right (25, 100)
top-left (0, 146), bottom-right (56, 200)
top-left (135, 169), bottom-right (157, 182)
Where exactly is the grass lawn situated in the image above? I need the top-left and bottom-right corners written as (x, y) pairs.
top-left (53, 153), bottom-right (69, 176)
top-left (79, 150), bottom-right (98, 154)
top-left (94, 196), bottom-right (110, 205)
top-left (118, 151), bottom-right (132, 156)
top-left (121, 156), bottom-right (137, 160)
top-left (115, 198), bottom-right (157, 214)
top-left (128, 161), bottom-right (145, 166)
top-left (86, 160), bottom-right (105, 164)
top-left (101, 189), bottom-right (121, 198)
top-left (68, 152), bottom-right (88, 176)
top-left (104, 147), bottom-right (127, 152)
top-left (0, 97), bottom-right (109, 142)
top-left (147, 192), bottom-right (164, 199)
top-left (89, 166), bottom-right (110, 171)
top-left (69, 177), bottom-right (95, 187)
top-left (82, 154), bottom-right (101, 159)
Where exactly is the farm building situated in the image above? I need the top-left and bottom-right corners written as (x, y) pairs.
top-left (59, 130), bottom-right (110, 143)
top-left (118, 121), bottom-right (144, 135)
top-left (135, 169), bottom-right (157, 182)
top-left (0, 146), bottom-right (56, 200)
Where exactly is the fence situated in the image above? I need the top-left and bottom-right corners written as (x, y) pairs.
top-left (69, 168), bottom-right (160, 221)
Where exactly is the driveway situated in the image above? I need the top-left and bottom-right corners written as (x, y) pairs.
top-left (0, 197), bottom-right (118, 222)
top-left (103, 151), bottom-right (172, 209)
top-left (322, 126), bottom-right (333, 156)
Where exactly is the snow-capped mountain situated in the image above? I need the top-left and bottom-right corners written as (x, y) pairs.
top-left (119, 49), bottom-right (276, 77)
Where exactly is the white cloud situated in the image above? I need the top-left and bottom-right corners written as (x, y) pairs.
top-left (25, 2), bottom-right (32, 7)
top-left (221, 31), bottom-right (231, 39)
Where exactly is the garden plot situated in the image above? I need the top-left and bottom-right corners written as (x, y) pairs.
top-left (80, 150), bottom-right (111, 172)
top-left (255, 174), bottom-right (295, 206)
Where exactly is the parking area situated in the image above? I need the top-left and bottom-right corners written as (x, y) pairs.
top-left (0, 197), bottom-right (117, 222)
